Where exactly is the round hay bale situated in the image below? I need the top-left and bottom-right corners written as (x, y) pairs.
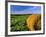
top-left (27, 14), bottom-right (41, 31)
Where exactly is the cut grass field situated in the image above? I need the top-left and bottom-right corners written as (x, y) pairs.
top-left (11, 14), bottom-right (32, 32)
top-left (10, 14), bottom-right (41, 32)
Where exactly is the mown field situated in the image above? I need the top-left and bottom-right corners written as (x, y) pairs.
top-left (10, 14), bottom-right (32, 32)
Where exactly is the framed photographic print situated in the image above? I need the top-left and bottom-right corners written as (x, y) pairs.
top-left (5, 1), bottom-right (45, 36)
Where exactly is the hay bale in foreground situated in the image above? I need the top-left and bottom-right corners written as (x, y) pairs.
top-left (27, 14), bottom-right (41, 31)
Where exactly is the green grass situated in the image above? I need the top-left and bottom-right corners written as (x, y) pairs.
top-left (10, 14), bottom-right (32, 32)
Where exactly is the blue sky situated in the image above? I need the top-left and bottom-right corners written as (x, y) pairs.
top-left (10, 5), bottom-right (41, 14)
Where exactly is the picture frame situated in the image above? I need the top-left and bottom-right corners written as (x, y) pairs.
top-left (5, 1), bottom-right (45, 36)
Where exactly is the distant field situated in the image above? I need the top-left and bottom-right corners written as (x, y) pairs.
top-left (10, 14), bottom-right (32, 32)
